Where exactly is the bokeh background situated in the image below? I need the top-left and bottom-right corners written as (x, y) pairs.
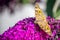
top-left (0, 0), bottom-right (60, 34)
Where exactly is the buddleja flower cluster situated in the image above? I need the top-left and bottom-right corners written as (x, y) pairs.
top-left (0, 17), bottom-right (60, 40)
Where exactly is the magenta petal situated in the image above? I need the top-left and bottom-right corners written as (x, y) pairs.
top-left (0, 17), bottom-right (60, 40)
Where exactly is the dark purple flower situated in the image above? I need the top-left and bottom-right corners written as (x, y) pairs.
top-left (0, 17), bottom-right (60, 40)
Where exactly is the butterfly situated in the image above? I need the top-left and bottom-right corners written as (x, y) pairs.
top-left (35, 3), bottom-right (52, 36)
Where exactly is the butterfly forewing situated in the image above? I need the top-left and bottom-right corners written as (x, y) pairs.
top-left (35, 3), bottom-right (52, 36)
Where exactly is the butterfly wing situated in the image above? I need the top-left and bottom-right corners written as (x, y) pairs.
top-left (35, 3), bottom-right (52, 36)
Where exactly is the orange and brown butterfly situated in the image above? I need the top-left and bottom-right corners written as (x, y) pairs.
top-left (35, 3), bottom-right (52, 36)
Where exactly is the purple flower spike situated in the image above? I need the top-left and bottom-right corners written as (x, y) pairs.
top-left (0, 17), bottom-right (60, 40)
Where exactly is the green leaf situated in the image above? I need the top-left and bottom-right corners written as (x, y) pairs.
top-left (54, 10), bottom-right (60, 19)
top-left (23, 0), bottom-right (29, 4)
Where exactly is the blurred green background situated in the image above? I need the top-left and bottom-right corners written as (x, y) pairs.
top-left (23, 0), bottom-right (60, 19)
top-left (0, 0), bottom-right (60, 19)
